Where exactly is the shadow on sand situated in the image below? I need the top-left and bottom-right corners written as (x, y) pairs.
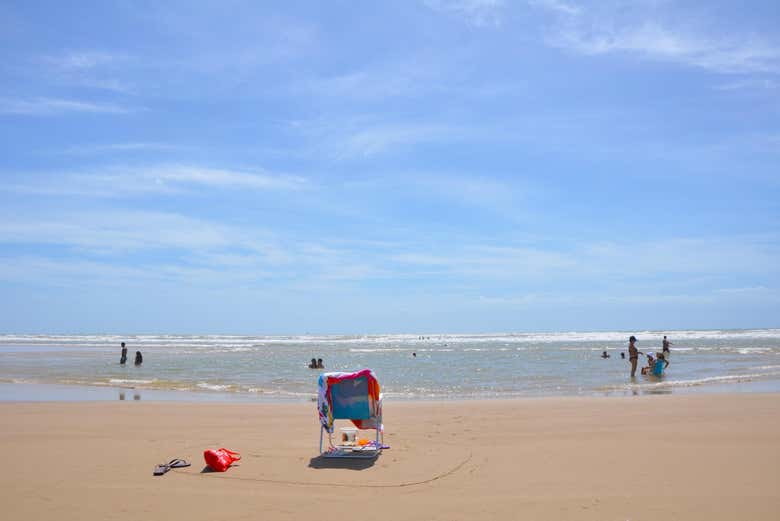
top-left (307, 455), bottom-right (378, 470)
top-left (200, 464), bottom-right (240, 474)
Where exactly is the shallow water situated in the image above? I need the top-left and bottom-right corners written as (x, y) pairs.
top-left (0, 330), bottom-right (778, 401)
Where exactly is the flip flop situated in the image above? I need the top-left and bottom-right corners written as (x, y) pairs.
top-left (153, 459), bottom-right (190, 476)
top-left (153, 463), bottom-right (170, 476)
top-left (168, 459), bottom-right (190, 469)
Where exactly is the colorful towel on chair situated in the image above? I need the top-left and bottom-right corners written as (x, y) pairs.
top-left (318, 369), bottom-right (382, 433)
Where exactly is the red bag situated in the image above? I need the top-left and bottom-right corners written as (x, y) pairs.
top-left (204, 448), bottom-right (241, 472)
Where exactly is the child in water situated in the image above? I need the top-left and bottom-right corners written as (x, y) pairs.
top-left (641, 353), bottom-right (655, 375)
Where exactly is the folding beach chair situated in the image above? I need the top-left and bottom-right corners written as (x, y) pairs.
top-left (317, 369), bottom-right (383, 458)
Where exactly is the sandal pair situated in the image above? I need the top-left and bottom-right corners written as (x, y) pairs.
top-left (153, 458), bottom-right (191, 476)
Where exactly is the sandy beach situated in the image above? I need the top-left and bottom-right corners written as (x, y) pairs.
top-left (1, 393), bottom-right (777, 521)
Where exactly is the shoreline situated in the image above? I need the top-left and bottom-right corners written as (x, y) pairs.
top-left (2, 393), bottom-right (778, 520)
top-left (1, 378), bottom-right (779, 403)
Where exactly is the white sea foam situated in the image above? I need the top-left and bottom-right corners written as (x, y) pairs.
top-left (3, 329), bottom-right (780, 348)
top-left (196, 383), bottom-right (231, 391)
top-left (109, 378), bottom-right (154, 385)
top-left (601, 371), bottom-right (780, 392)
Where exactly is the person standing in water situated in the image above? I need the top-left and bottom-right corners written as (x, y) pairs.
top-left (662, 335), bottom-right (672, 358)
top-left (119, 342), bottom-right (128, 365)
top-left (134, 351), bottom-right (143, 366)
top-left (628, 335), bottom-right (643, 377)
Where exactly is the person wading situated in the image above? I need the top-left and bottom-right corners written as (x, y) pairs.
top-left (628, 335), bottom-right (643, 377)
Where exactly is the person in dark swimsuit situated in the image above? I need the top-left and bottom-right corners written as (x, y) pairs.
top-left (134, 351), bottom-right (143, 366)
top-left (662, 336), bottom-right (672, 358)
top-left (120, 342), bottom-right (127, 365)
top-left (628, 335), bottom-right (643, 377)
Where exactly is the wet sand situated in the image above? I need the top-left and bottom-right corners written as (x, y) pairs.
top-left (1, 393), bottom-right (778, 521)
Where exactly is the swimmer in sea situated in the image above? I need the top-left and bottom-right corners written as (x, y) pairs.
top-left (134, 351), bottom-right (143, 366)
top-left (601, 350), bottom-right (610, 359)
top-left (309, 358), bottom-right (317, 369)
top-left (317, 358), bottom-right (324, 369)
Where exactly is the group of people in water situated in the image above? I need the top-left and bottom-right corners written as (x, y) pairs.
top-left (119, 342), bottom-right (143, 366)
top-left (120, 335), bottom-right (672, 378)
top-left (601, 335), bottom-right (673, 377)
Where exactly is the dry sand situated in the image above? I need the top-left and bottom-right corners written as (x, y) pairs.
top-left (1, 393), bottom-right (778, 521)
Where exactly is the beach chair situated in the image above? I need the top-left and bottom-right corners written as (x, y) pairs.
top-left (317, 369), bottom-right (383, 458)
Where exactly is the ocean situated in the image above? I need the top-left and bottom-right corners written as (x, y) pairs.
top-left (1, 329), bottom-right (779, 401)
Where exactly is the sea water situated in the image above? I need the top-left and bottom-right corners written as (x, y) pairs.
top-left (0, 329), bottom-right (778, 401)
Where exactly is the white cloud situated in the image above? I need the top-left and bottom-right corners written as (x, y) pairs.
top-left (290, 117), bottom-right (476, 159)
top-left (338, 123), bottom-right (468, 157)
top-left (0, 211), bottom-right (235, 252)
top-left (37, 51), bottom-right (134, 93)
top-left (533, 3), bottom-right (780, 75)
top-left (63, 143), bottom-right (179, 155)
top-left (555, 23), bottom-right (780, 74)
top-left (387, 235), bottom-right (780, 284)
top-left (714, 78), bottom-right (778, 91)
top-left (392, 245), bottom-right (577, 279)
top-left (296, 58), bottom-right (448, 102)
top-left (2, 164), bottom-right (307, 197)
top-left (424, 0), bottom-right (505, 28)
top-left (0, 97), bottom-right (134, 115)
top-left (581, 236), bottom-right (780, 278)
top-left (137, 164), bottom-right (307, 191)
top-left (528, 0), bottom-right (580, 16)
top-left (43, 51), bottom-right (124, 70)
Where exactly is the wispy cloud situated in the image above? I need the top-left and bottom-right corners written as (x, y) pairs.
top-left (392, 245), bottom-right (578, 280)
top-left (2, 164), bottom-right (308, 197)
top-left (0, 97), bottom-right (134, 116)
top-left (37, 51), bottom-right (135, 93)
top-left (532, 3), bottom-right (780, 75)
top-left (43, 50), bottom-right (125, 70)
top-left (290, 115), bottom-right (490, 159)
top-left (714, 78), bottom-right (778, 91)
top-left (337, 123), bottom-right (469, 158)
top-left (388, 235), bottom-right (780, 283)
top-left (295, 57), bottom-right (450, 102)
top-left (475, 289), bottom-right (780, 309)
top-left (424, 0), bottom-right (505, 28)
top-left (0, 211), bottom-right (235, 252)
top-left (63, 143), bottom-right (180, 155)
top-left (142, 165), bottom-right (307, 191)
top-left (528, 0), bottom-right (580, 16)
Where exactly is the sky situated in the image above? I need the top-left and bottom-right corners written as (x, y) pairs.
top-left (0, 0), bottom-right (778, 334)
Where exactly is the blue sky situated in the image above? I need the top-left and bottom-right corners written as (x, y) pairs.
top-left (0, 0), bottom-right (778, 334)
